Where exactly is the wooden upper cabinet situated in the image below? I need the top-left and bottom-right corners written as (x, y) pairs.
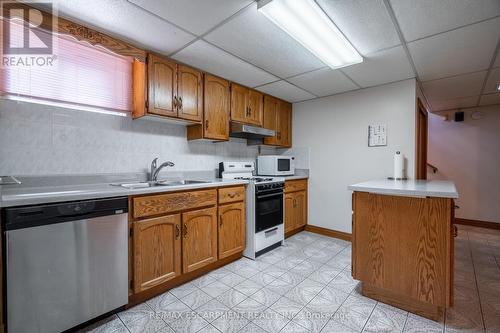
top-left (278, 100), bottom-right (292, 147)
top-left (182, 207), bottom-right (218, 273)
top-left (133, 214), bottom-right (181, 293)
top-left (177, 65), bottom-right (203, 122)
top-left (218, 202), bottom-right (246, 259)
top-left (231, 83), bottom-right (249, 124)
top-left (147, 54), bottom-right (177, 117)
top-left (263, 95), bottom-right (292, 147)
top-left (247, 89), bottom-right (263, 126)
top-left (230, 83), bottom-right (263, 126)
top-left (263, 95), bottom-right (279, 146)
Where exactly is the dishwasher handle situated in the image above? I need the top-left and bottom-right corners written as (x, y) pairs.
top-left (4, 197), bottom-right (128, 231)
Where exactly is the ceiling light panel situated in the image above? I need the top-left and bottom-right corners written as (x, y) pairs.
top-left (258, 0), bottom-right (363, 69)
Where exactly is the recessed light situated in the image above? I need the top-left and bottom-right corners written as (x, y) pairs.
top-left (496, 83), bottom-right (500, 91)
top-left (258, 0), bottom-right (363, 69)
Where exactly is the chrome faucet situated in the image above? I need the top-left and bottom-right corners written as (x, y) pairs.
top-left (150, 158), bottom-right (175, 182)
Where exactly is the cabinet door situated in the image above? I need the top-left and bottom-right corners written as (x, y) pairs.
top-left (133, 214), bottom-right (181, 293)
top-left (247, 89), bottom-right (263, 126)
top-left (263, 95), bottom-right (279, 146)
top-left (278, 101), bottom-right (292, 147)
top-left (147, 54), bottom-right (177, 117)
top-left (182, 207), bottom-right (218, 273)
top-left (294, 191), bottom-right (307, 228)
top-left (177, 65), bottom-right (203, 122)
top-left (285, 192), bottom-right (295, 233)
top-left (204, 75), bottom-right (230, 140)
top-left (218, 202), bottom-right (246, 259)
top-left (231, 83), bottom-right (249, 124)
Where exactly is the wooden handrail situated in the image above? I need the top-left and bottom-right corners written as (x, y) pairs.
top-left (427, 162), bottom-right (438, 173)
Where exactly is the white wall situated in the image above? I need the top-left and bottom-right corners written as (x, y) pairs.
top-left (292, 79), bottom-right (417, 233)
top-left (428, 106), bottom-right (500, 223)
top-left (0, 99), bottom-right (276, 176)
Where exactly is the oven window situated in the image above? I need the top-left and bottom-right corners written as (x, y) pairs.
top-left (255, 192), bottom-right (283, 232)
top-left (277, 159), bottom-right (290, 171)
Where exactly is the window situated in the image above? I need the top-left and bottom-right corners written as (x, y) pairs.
top-left (1, 18), bottom-right (132, 115)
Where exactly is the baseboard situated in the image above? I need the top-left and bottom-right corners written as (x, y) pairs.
top-left (285, 226), bottom-right (305, 239)
top-left (454, 218), bottom-right (500, 230)
top-left (304, 225), bottom-right (352, 242)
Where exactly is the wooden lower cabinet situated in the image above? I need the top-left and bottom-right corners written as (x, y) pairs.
top-left (133, 214), bottom-right (182, 293)
top-left (218, 202), bottom-right (246, 259)
top-left (182, 206), bottom-right (218, 273)
top-left (284, 179), bottom-right (308, 236)
top-left (352, 191), bottom-right (454, 320)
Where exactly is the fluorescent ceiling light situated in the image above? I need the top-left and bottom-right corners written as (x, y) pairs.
top-left (258, 0), bottom-right (363, 69)
top-left (496, 83), bottom-right (500, 91)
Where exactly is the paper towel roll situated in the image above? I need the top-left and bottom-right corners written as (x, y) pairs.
top-left (394, 151), bottom-right (404, 179)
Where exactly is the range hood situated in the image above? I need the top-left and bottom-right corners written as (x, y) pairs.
top-left (230, 122), bottom-right (275, 139)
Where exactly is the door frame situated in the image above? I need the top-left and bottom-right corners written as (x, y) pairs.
top-left (415, 98), bottom-right (428, 180)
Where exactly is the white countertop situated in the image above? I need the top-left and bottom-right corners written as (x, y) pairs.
top-left (0, 179), bottom-right (249, 208)
top-left (348, 179), bottom-right (458, 198)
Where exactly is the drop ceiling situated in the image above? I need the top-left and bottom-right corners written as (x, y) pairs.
top-left (48, 0), bottom-right (500, 112)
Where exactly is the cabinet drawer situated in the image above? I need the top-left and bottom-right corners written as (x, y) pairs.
top-left (285, 179), bottom-right (307, 193)
top-left (132, 189), bottom-right (217, 219)
top-left (218, 186), bottom-right (245, 204)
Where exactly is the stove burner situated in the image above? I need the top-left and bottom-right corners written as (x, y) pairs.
top-left (234, 177), bottom-right (274, 183)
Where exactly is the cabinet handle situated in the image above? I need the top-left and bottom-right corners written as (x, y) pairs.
top-left (175, 224), bottom-right (180, 239)
top-left (248, 107), bottom-right (252, 116)
top-left (228, 193), bottom-right (236, 198)
top-left (220, 216), bottom-right (223, 227)
top-left (183, 223), bottom-right (188, 238)
top-left (205, 119), bottom-right (209, 129)
top-left (179, 96), bottom-right (183, 110)
top-left (453, 225), bottom-right (458, 238)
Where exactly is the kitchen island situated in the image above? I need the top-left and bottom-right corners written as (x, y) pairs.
top-left (348, 179), bottom-right (458, 321)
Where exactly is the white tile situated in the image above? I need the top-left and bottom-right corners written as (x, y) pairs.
top-left (128, 0), bottom-right (252, 35)
top-left (48, 0), bottom-right (195, 54)
top-left (172, 40), bottom-right (277, 87)
top-left (408, 18), bottom-right (500, 81)
top-left (479, 93), bottom-right (500, 106)
top-left (287, 68), bottom-right (358, 97)
top-left (429, 96), bottom-right (479, 111)
top-left (483, 68), bottom-right (500, 94)
top-left (316, 0), bottom-right (400, 54)
top-left (390, 0), bottom-right (500, 41)
top-left (341, 46), bottom-right (415, 87)
top-left (421, 71), bottom-right (487, 101)
top-left (205, 3), bottom-right (326, 78)
top-left (256, 81), bottom-right (316, 103)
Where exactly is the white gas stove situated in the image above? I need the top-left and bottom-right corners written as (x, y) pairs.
top-left (219, 162), bottom-right (285, 259)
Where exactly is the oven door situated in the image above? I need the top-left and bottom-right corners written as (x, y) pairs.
top-left (255, 189), bottom-right (283, 233)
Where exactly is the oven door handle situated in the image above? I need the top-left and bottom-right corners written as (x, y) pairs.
top-left (256, 192), bottom-right (283, 199)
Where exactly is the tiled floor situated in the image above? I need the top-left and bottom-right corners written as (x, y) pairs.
top-left (82, 225), bottom-right (500, 333)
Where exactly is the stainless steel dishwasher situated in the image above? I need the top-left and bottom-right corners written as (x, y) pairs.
top-left (4, 197), bottom-right (129, 333)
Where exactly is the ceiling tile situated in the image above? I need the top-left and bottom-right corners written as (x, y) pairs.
top-left (390, 0), bottom-right (500, 41)
top-left (316, 0), bottom-right (400, 54)
top-left (287, 67), bottom-right (358, 97)
top-left (421, 71), bottom-right (487, 101)
top-left (45, 0), bottom-right (195, 54)
top-left (479, 93), bottom-right (500, 106)
top-left (340, 46), bottom-right (414, 88)
top-left (204, 3), bottom-right (325, 78)
top-left (128, 0), bottom-right (252, 36)
top-left (429, 96), bottom-right (479, 111)
top-left (483, 68), bottom-right (500, 94)
top-left (408, 18), bottom-right (500, 81)
top-left (255, 81), bottom-right (316, 103)
top-left (172, 40), bottom-right (278, 87)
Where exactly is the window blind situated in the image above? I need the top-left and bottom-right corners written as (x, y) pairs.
top-left (1, 18), bottom-right (132, 113)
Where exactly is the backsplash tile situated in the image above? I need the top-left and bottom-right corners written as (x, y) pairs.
top-left (0, 99), bottom-right (278, 176)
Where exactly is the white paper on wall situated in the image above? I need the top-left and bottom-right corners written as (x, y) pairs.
top-left (368, 124), bottom-right (387, 147)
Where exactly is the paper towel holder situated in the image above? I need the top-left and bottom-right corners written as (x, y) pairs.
top-left (388, 151), bottom-right (408, 180)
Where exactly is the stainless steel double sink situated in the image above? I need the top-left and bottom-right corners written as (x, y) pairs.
top-left (111, 180), bottom-right (209, 189)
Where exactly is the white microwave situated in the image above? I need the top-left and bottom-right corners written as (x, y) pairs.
top-left (257, 155), bottom-right (295, 176)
